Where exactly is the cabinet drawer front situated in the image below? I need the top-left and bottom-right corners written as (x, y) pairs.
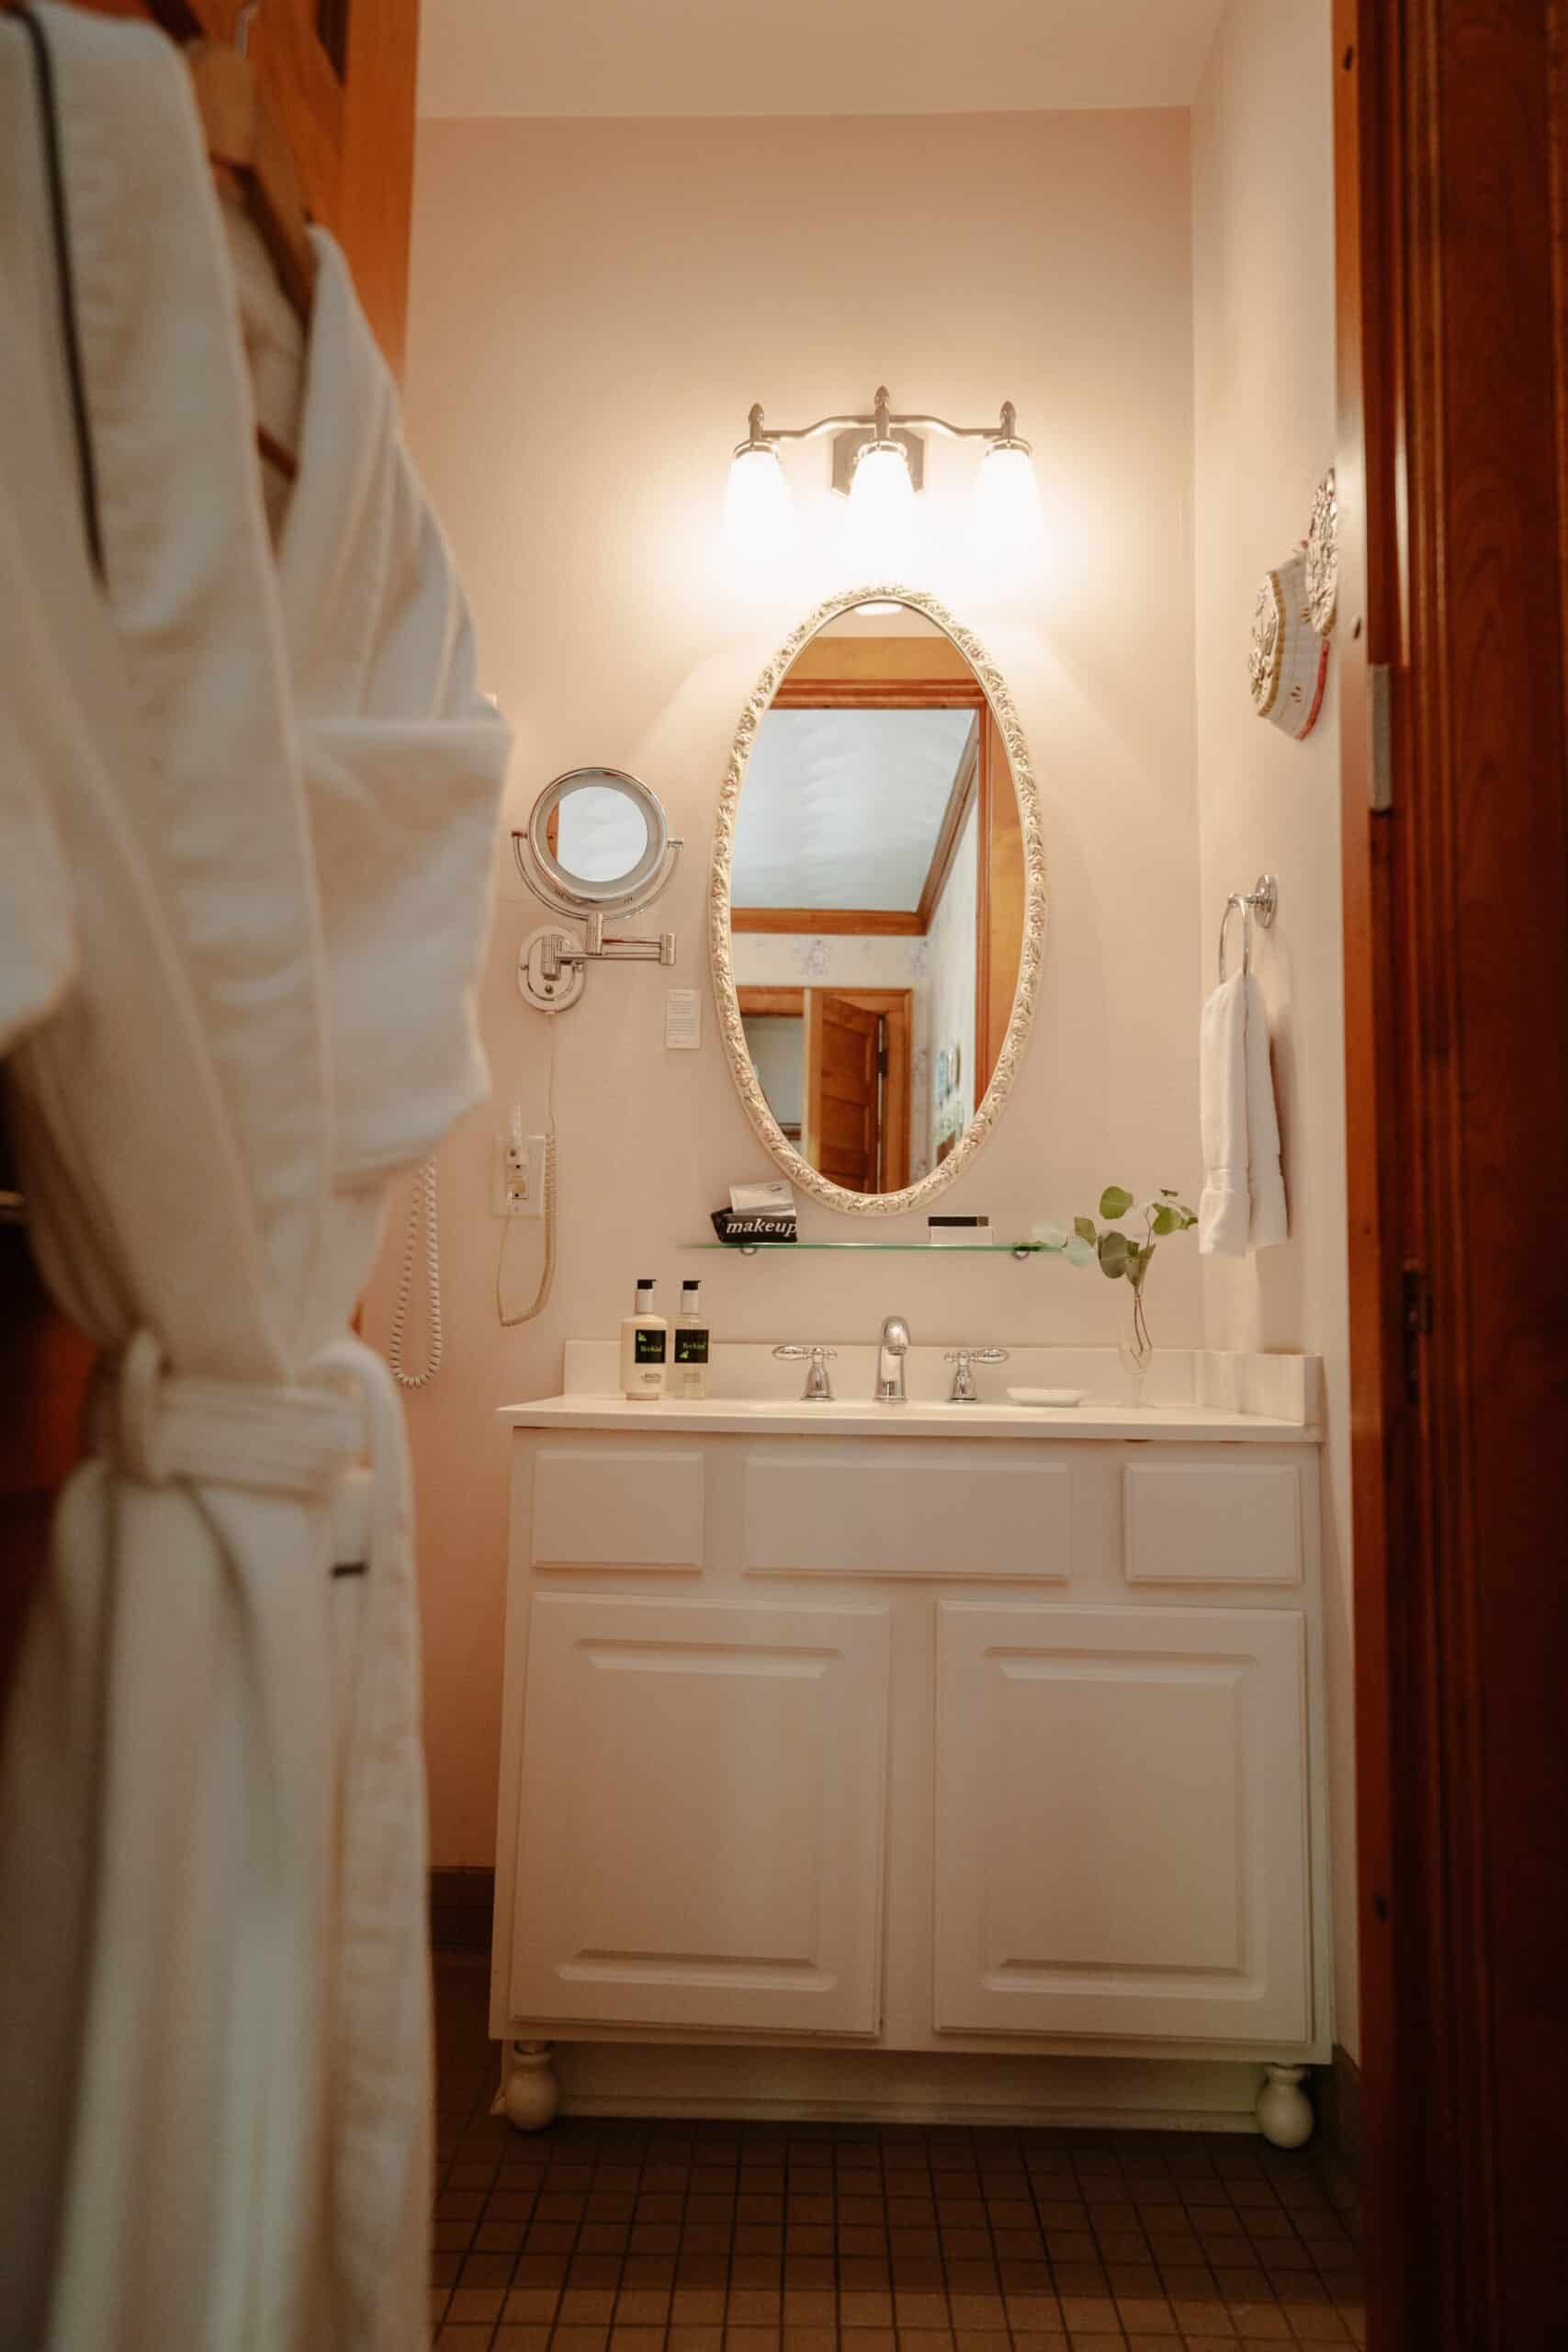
top-left (933, 1601), bottom-right (1311, 2043)
top-left (742, 1449), bottom-right (1072, 1580)
top-left (510, 1593), bottom-right (890, 2035)
top-left (1123, 1460), bottom-right (1303, 1585)
top-left (532, 1444), bottom-right (705, 1570)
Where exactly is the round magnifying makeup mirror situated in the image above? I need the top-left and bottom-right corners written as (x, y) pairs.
top-left (520, 765), bottom-right (672, 918)
top-left (513, 766), bottom-right (682, 1013)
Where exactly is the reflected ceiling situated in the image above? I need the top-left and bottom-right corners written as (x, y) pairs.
top-left (732, 709), bottom-right (975, 911)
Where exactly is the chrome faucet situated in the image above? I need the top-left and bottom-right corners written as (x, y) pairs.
top-left (875, 1315), bottom-right (911, 1402)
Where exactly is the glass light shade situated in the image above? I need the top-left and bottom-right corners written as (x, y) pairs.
top-left (966, 440), bottom-right (1045, 571)
top-left (723, 443), bottom-right (797, 560)
top-left (844, 438), bottom-right (920, 576)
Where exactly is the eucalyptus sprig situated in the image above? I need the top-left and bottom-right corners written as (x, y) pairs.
top-left (1069, 1184), bottom-right (1198, 1360)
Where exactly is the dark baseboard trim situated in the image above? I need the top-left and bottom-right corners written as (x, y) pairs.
top-left (429, 1864), bottom-right (495, 1955)
top-left (1318, 2041), bottom-right (1362, 2187)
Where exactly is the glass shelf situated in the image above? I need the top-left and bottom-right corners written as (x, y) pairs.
top-left (688, 1241), bottom-right (1053, 1260)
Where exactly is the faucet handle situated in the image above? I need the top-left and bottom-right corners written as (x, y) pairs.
top-left (773, 1342), bottom-right (838, 1402)
top-left (942, 1346), bottom-right (1009, 1402)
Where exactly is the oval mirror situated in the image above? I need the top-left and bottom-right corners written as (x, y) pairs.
top-left (525, 765), bottom-right (671, 914)
top-left (711, 588), bottom-right (1043, 1213)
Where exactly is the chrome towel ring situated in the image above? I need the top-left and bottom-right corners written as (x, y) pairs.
top-left (1218, 873), bottom-right (1279, 982)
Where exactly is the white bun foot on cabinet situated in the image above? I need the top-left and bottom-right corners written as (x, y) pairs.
top-left (1256, 2061), bottom-right (1314, 2148)
top-left (502, 2041), bottom-right (559, 2132)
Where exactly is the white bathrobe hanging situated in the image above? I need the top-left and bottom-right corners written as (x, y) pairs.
top-left (0, 8), bottom-right (508, 2346)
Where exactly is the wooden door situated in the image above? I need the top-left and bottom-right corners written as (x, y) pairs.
top-left (932, 1601), bottom-right (1312, 2043)
top-left (507, 1592), bottom-right (891, 2037)
top-left (804, 991), bottom-right (883, 1193)
top-left (1336, 4), bottom-right (1568, 2342)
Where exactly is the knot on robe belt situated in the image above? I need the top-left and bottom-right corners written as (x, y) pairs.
top-left (89, 1329), bottom-right (369, 1496)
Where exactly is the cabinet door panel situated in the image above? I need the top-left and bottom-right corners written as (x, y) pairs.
top-left (510, 1594), bottom-right (890, 2035)
top-left (933, 1602), bottom-right (1310, 2042)
top-left (1123, 1459), bottom-right (1303, 1585)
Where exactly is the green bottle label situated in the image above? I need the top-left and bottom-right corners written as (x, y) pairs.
top-left (634, 1329), bottom-right (667, 1364)
top-left (674, 1329), bottom-right (709, 1364)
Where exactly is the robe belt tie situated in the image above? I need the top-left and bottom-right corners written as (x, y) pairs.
top-left (88, 1328), bottom-right (368, 1497)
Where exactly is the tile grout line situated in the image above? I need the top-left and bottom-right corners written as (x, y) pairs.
top-left (661, 2120), bottom-right (689, 2352)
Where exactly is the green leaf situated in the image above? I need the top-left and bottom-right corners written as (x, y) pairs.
top-left (1074, 1216), bottom-right (1098, 1246)
top-left (1098, 1230), bottom-right (1131, 1280)
top-left (1099, 1184), bottom-right (1134, 1221)
top-left (1032, 1221), bottom-right (1068, 1251)
top-left (1160, 1188), bottom-right (1179, 1198)
top-left (1063, 1234), bottom-right (1097, 1270)
top-left (1151, 1204), bottom-right (1180, 1236)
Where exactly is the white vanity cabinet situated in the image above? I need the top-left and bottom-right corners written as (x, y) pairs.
top-left (491, 1380), bottom-right (1329, 2138)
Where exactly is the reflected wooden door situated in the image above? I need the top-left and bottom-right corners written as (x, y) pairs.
top-left (805, 992), bottom-right (882, 1193)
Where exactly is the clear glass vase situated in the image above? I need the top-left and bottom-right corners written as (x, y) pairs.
top-left (1118, 1284), bottom-right (1155, 1406)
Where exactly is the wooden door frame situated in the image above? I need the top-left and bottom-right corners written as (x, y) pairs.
top-left (1337, 4), bottom-right (1568, 2345)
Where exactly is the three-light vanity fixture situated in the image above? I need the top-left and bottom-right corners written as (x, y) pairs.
top-left (725, 384), bottom-right (1044, 563)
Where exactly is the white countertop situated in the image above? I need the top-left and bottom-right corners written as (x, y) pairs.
top-left (499, 1342), bottom-right (1323, 1443)
top-left (499, 1394), bottom-right (1319, 1442)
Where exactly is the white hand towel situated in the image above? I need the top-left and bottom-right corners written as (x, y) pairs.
top-left (1199, 974), bottom-right (1251, 1255)
top-left (1198, 971), bottom-right (1289, 1256)
top-left (1244, 972), bottom-right (1288, 1247)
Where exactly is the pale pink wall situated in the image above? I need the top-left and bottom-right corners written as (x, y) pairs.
top-left (1190, 1), bottom-right (1358, 2057)
top-left (367, 110), bottom-right (1202, 1865)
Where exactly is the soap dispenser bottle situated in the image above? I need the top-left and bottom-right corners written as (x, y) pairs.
top-left (671, 1279), bottom-right (710, 1400)
top-left (620, 1277), bottom-right (668, 1399)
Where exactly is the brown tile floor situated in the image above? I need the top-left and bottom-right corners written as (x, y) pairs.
top-left (433, 1960), bottom-right (1362, 2352)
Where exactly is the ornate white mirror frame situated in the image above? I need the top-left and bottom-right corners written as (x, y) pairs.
top-left (709, 582), bottom-right (1047, 1216)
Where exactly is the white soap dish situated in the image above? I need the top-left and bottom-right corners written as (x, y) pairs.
top-left (1007, 1386), bottom-right (1088, 1408)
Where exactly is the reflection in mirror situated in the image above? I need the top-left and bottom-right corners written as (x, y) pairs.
top-left (555, 784), bottom-right (650, 886)
top-left (725, 600), bottom-right (1028, 1197)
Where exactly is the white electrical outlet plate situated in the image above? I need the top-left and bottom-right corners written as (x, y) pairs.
top-left (491, 1133), bottom-right (535, 1218)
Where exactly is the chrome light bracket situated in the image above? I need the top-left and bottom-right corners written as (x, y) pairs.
top-left (741, 387), bottom-right (1026, 499)
top-left (830, 425), bottom-right (924, 496)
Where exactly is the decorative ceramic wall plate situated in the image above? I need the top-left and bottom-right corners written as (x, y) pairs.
top-left (1305, 467), bottom-right (1338, 637)
top-left (1248, 551), bottom-right (1328, 740)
